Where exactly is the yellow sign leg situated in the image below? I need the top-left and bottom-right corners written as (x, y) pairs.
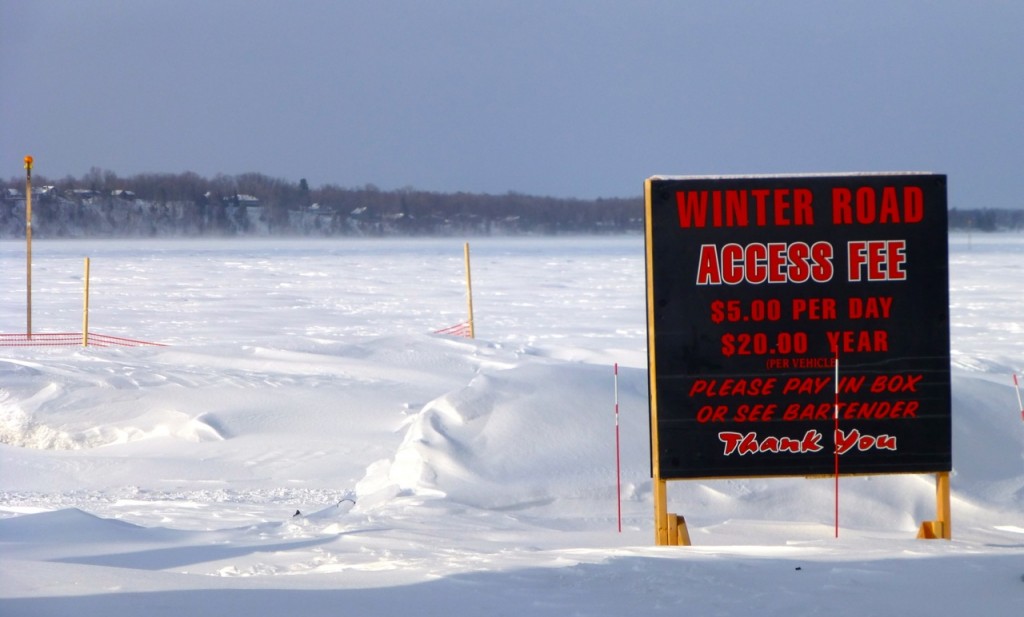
top-left (653, 478), bottom-right (691, 546)
top-left (917, 472), bottom-right (951, 540)
top-left (654, 478), bottom-right (669, 545)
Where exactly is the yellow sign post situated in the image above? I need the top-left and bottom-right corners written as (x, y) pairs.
top-left (917, 472), bottom-right (952, 539)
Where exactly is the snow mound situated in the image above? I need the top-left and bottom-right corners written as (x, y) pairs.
top-left (357, 361), bottom-right (649, 511)
top-left (0, 404), bottom-right (226, 450)
top-left (0, 508), bottom-right (167, 543)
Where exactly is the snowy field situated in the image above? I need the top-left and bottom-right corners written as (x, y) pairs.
top-left (1, 234), bottom-right (1022, 616)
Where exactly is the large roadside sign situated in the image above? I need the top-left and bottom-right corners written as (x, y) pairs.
top-left (645, 173), bottom-right (951, 480)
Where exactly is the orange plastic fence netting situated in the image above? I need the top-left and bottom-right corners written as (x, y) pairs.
top-left (0, 333), bottom-right (165, 348)
top-left (433, 322), bottom-right (472, 338)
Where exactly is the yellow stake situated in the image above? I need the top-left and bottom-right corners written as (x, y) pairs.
top-left (464, 242), bottom-right (475, 339)
top-left (82, 257), bottom-right (91, 347)
top-left (25, 155), bottom-right (34, 339)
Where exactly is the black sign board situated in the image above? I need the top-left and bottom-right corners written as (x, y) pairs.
top-left (645, 173), bottom-right (951, 479)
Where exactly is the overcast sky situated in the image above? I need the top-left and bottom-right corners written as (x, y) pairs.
top-left (2, 1), bottom-right (1021, 207)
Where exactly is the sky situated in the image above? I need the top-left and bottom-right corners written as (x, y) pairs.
top-left (2, 1), bottom-right (1022, 207)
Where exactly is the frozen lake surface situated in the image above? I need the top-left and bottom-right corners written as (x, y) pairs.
top-left (1, 233), bottom-right (1022, 616)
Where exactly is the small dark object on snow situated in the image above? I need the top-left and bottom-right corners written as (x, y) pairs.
top-left (293, 510), bottom-right (301, 517)
top-left (795, 567), bottom-right (802, 571)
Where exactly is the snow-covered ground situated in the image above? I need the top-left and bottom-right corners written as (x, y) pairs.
top-left (1, 234), bottom-right (1022, 616)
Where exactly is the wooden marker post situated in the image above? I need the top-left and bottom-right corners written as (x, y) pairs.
top-left (25, 155), bottom-right (33, 339)
top-left (464, 242), bottom-right (475, 339)
top-left (82, 257), bottom-right (91, 347)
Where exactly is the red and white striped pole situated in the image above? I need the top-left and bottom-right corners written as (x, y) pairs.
top-left (1014, 373), bottom-right (1023, 422)
top-left (614, 362), bottom-right (622, 533)
top-left (834, 353), bottom-right (840, 538)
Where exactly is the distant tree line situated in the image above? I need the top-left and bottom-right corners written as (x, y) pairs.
top-left (0, 169), bottom-right (643, 238)
top-left (947, 207), bottom-right (1024, 232)
top-left (1, 169), bottom-right (1021, 238)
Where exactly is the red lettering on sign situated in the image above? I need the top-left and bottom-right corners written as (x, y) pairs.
top-left (689, 378), bottom-right (778, 397)
top-left (847, 240), bottom-right (907, 282)
top-left (791, 297), bottom-right (838, 320)
top-left (827, 329), bottom-right (889, 353)
top-left (782, 403), bottom-right (832, 421)
top-left (696, 242), bottom-right (834, 285)
top-left (848, 296), bottom-right (893, 319)
top-left (781, 376), bottom-right (832, 395)
top-left (676, 189), bottom-right (815, 228)
top-left (831, 186), bottom-right (924, 224)
top-left (868, 374), bottom-right (922, 393)
top-left (835, 428), bottom-right (898, 455)
top-left (696, 405), bottom-right (729, 423)
top-left (840, 400), bottom-right (919, 420)
top-left (733, 404), bottom-right (777, 422)
top-left (719, 430), bottom-right (824, 455)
